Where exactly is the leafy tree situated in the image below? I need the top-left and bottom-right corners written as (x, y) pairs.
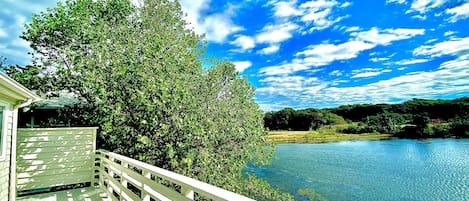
top-left (449, 114), bottom-right (469, 138)
top-left (431, 124), bottom-right (451, 138)
top-left (277, 107), bottom-right (295, 130)
top-left (412, 114), bottom-right (431, 137)
top-left (365, 113), bottom-right (404, 134)
top-left (20, 0), bottom-right (292, 200)
top-left (263, 108), bottom-right (345, 131)
top-left (265, 98), bottom-right (468, 138)
top-left (0, 58), bottom-right (52, 96)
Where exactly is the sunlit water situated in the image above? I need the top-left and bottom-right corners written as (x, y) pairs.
top-left (245, 139), bottom-right (469, 201)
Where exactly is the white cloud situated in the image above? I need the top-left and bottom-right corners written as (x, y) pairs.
top-left (412, 14), bottom-right (427, 20)
top-left (179, 0), bottom-right (209, 33)
top-left (0, 20), bottom-right (8, 38)
top-left (350, 68), bottom-right (391, 78)
top-left (408, 0), bottom-right (450, 13)
top-left (388, 0), bottom-right (461, 20)
top-left (257, 56), bottom-right (469, 109)
top-left (296, 41), bottom-right (376, 67)
top-left (413, 36), bottom-right (469, 57)
top-left (351, 27), bottom-right (425, 46)
top-left (233, 61), bottom-right (252, 72)
top-left (329, 70), bottom-right (343, 76)
top-left (268, 0), bottom-right (349, 34)
top-left (259, 62), bottom-right (309, 76)
top-left (253, 0), bottom-right (350, 55)
top-left (299, 0), bottom-right (348, 31)
top-left (0, 28), bottom-right (7, 38)
top-left (258, 41), bottom-right (374, 76)
top-left (425, 38), bottom-right (438, 44)
top-left (301, 7), bottom-right (331, 22)
top-left (258, 27), bottom-right (424, 76)
top-left (386, 0), bottom-right (406, 4)
top-left (257, 75), bottom-right (326, 100)
top-left (0, 3), bottom-right (53, 66)
top-left (395, 59), bottom-right (429, 65)
top-left (257, 101), bottom-right (291, 112)
top-left (256, 22), bottom-right (299, 44)
top-left (230, 35), bottom-right (255, 51)
top-left (340, 2), bottom-right (352, 8)
top-left (180, 0), bottom-right (243, 43)
top-left (439, 55), bottom-right (469, 69)
top-left (258, 44), bottom-right (280, 55)
top-left (299, 0), bottom-right (337, 10)
top-left (370, 57), bottom-right (390, 62)
top-left (272, 1), bottom-right (302, 17)
top-left (444, 31), bottom-right (455, 36)
top-left (248, 0), bottom-right (351, 57)
top-left (351, 71), bottom-right (382, 78)
top-left (0, 0), bottom-right (55, 15)
top-left (199, 13), bottom-right (243, 43)
top-left (446, 3), bottom-right (469, 22)
top-left (0, 46), bottom-right (31, 62)
top-left (345, 26), bottom-right (360, 32)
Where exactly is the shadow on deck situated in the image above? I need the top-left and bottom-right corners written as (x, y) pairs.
top-left (17, 187), bottom-right (108, 201)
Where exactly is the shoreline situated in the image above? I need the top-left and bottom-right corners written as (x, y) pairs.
top-left (267, 131), bottom-right (393, 143)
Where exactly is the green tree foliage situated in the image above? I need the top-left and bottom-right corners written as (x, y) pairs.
top-left (265, 98), bottom-right (468, 139)
top-left (264, 108), bottom-right (345, 131)
top-left (364, 113), bottom-right (404, 134)
top-left (19, 0), bottom-right (292, 199)
top-left (330, 98), bottom-right (469, 122)
top-left (0, 59), bottom-right (52, 96)
top-left (412, 114), bottom-right (431, 138)
top-left (431, 124), bottom-right (452, 138)
top-left (449, 114), bottom-right (469, 138)
top-left (298, 188), bottom-right (324, 201)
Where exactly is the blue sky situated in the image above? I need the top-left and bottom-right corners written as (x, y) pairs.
top-left (1, 0), bottom-right (469, 111)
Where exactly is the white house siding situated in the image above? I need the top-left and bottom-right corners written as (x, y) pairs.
top-left (0, 108), bottom-right (13, 201)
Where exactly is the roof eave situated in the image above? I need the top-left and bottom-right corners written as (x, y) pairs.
top-left (0, 73), bottom-right (42, 107)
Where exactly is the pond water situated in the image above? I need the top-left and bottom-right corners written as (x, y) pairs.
top-left (245, 139), bottom-right (469, 201)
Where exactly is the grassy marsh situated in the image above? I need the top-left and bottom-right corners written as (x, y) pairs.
top-left (268, 126), bottom-right (393, 143)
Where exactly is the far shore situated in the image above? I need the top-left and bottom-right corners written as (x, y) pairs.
top-left (268, 130), bottom-right (393, 143)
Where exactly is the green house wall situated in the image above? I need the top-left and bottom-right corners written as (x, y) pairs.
top-left (16, 127), bottom-right (97, 192)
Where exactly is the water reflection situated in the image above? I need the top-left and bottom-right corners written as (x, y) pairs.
top-left (246, 139), bottom-right (469, 201)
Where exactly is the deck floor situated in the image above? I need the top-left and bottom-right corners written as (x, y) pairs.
top-left (17, 187), bottom-right (109, 201)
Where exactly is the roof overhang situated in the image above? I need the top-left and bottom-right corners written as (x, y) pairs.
top-left (0, 72), bottom-right (42, 108)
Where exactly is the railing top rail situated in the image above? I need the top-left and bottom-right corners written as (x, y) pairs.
top-left (18, 127), bottom-right (99, 131)
top-left (97, 149), bottom-right (255, 201)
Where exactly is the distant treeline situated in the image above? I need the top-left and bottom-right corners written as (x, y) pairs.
top-left (264, 98), bottom-right (469, 138)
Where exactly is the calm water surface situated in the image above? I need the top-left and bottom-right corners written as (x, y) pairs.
top-left (246, 139), bottom-right (469, 201)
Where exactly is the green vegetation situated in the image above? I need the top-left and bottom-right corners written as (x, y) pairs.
top-left (1, 0), bottom-right (293, 200)
top-left (298, 188), bottom-right (324, 201)
top-left (268, 129), bottom-right (392, 143)
top-left (264, 108), bottom-right (346, 131)
top-left (265, 98), bottom-right (469, 139)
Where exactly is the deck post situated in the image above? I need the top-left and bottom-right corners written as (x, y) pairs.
top-left (9, 110), bottom-right (18, 201)
top-left (92, 129), bottom-right (98, 188)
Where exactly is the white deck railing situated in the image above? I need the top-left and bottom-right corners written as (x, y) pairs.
top-left (95, 150), bottom-right (255, 201)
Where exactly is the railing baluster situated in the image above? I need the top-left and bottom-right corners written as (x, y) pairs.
top-left (142, 170), bottom-right (151, 201)
top-left (181, 185), bottom-right (195, 200)
top-left (121, 161), bottom-right (129, 201)
top-left (95, 150), bottom-right (254, 201)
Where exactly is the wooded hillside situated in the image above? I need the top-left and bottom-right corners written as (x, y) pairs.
top-left (264, 98), bottom-right (469, 138)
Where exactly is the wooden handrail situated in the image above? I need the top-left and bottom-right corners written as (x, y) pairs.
top-left (95, 149), bottom-right (255, 201)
